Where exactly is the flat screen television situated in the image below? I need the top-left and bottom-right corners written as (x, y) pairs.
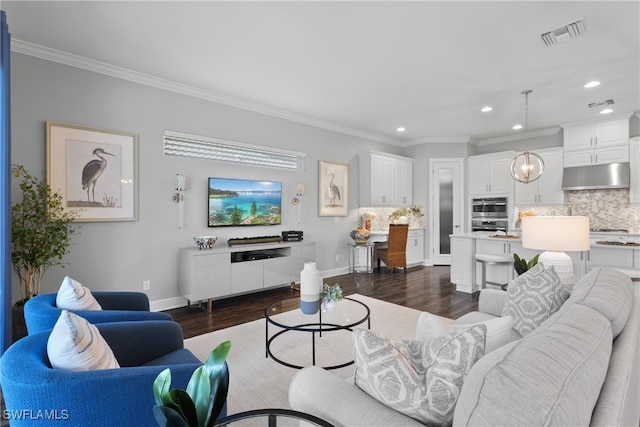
top-left (208, 177), bottom-right (282, 227)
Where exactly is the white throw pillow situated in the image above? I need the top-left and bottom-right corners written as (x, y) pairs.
top-left (452, 315), bottom-right (514, 353)
top-left (56, 276), bottom-right (102, 311)
top-left (414, 312), bottom-right (452, 341)
top-left (47, 310), bottom-right (119, 371)
top-left (353, 325), bottom-right (486, 425)
top-left (503, 265), bottom-right (569, 336)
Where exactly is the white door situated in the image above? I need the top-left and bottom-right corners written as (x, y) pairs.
top-left (430, 159), bottom-right (464, 265)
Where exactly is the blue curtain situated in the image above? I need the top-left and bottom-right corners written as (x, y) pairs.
top-left (0, 10), bottom-right (11, 354)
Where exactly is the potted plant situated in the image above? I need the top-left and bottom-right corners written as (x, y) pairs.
top-left (388, 206), bottom-right (424, 224)
top-left (153, 340), bottom-right (231, 427)
top-left (11, 165), bottom-right (78, 338)
top-left (323, 283), bottom-right (343, 310)
top-left (513, 253), bottom-right (540, 276)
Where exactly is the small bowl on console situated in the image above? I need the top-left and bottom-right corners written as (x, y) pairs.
top-left (194, 236), bottom-right (217, 250)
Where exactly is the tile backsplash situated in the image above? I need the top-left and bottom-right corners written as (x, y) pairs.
top-left (358, 206), bottom-right (426, 230)
top-left (519, 189), bottom-right (640, 233)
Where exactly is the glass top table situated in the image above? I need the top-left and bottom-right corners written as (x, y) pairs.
top-left (264, 297), bottom-right (370, 370)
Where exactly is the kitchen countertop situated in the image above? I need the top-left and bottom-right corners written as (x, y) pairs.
top-left (451, 231), bottom-right (640, 250)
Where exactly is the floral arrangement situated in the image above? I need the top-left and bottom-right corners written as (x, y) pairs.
top-left (388, 206), bottom-right (424, 221)
top-left (323, 283), bottom-right (343, 302)
top-left (361, 211), bottom-right (377, 229)
top-left (363, 211), bottom-right (377, 221)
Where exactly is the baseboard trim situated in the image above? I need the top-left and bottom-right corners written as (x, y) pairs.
top-left (150, 296), bottom-right (187, 312)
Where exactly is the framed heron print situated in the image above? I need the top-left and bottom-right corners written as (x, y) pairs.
top-left (46, 122), bottom-right (138, 222)
top-left (318, 160), bottom-right (348, 217)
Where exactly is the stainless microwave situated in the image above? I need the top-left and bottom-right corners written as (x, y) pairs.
top-left (471, 197), bottom-right (508, 232)
top-left (471, 197), bottom-right (508, 218)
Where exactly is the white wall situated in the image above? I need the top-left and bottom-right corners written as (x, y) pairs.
top-left (10, 53), bottom-right (404, 307)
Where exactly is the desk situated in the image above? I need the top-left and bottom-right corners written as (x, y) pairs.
top-left (347, 243), bottom-right (374, 273)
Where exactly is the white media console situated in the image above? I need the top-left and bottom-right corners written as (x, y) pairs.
top-left (178, 240), bottom-right (315, 311)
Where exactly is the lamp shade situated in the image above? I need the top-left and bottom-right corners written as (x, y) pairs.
top-left (521, 216), bottom-right (590, 252)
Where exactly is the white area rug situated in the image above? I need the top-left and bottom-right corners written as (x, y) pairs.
top-left (184, 294), bottom-right (447, 417)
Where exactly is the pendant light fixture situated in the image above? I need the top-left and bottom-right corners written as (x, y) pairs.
top-left (510, 90), bottom-right (544, 183)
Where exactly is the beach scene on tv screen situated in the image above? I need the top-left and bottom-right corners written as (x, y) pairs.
top-left (208, 178), bottom-right (282, 226)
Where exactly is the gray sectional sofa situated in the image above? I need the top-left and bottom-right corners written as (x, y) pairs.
top-left (289, 267), bottom-right (639, 426)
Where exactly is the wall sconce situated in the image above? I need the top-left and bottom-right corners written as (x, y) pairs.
top-left (173, 174), bottom-right (186, 228)
top-left (292, 182), bottom-right (305, 205)
top-left (292, 182), bottom-right (304, 225)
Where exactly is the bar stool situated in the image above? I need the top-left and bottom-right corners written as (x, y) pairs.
top-left (475, 253), bottom-right (513, 291)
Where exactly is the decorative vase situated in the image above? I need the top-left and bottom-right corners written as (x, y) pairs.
top-left (349, 228), bottom-right (370, 245)
top-left (398, 215), bottom-right (409, 224)
top-left (324, 299), bottom-right (337, 310)
top-left (300, 262), bottom-right (321, 315)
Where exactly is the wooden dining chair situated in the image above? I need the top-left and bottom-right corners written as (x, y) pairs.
top-left (376, 224), bottom-right (409, 272)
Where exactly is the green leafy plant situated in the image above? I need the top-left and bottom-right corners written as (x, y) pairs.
top-left (153, 340), bottom-right (231, 427)
top-left (513, 253), bottom-right (540, 276)
top-left (11, 165), bottom-right (79, 304)
top-left (323, 284), bottom-right (343, 302)
top-left (388, 206), bottom-right (424, 221)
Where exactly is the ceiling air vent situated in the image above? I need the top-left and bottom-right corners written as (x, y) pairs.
top-left (588, 99), bottom-right (616, 109)
top-left (541, 19), bottom-right (586, 46)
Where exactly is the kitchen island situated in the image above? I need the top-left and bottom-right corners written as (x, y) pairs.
top-left (450, 231), bottom-right (640, 294)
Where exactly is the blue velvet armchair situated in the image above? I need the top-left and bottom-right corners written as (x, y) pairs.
top-left (24, 292), bottom-right (173, 334)
top-left (0, 320), bottom-right (228, 426)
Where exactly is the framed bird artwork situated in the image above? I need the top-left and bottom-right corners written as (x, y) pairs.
top-left (46, 121), bottom-right (138, 222)
top-left (318, 160), bottom-right (348, 217)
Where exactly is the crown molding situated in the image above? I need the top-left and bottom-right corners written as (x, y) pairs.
top-left (475, 127), bottom-right (561, 146)
top-left (400, 136), bottom-right (472, 147)
top-left (11, 39), bottom-right (400, 146)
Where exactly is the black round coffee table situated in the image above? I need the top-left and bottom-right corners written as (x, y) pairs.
top-left (215, 408), bottom-right (334, 426)
top-left (264, 296), bottom-right (370, 370)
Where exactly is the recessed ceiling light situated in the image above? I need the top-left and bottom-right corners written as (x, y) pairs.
top-left (584, 81), bottom-right (601, 88)
top-left (396, 127), bottom-right (406, 132)
top-left (481, 106), bottom-right (493, 112)
top-left (600, 108), bottom-right (613, 114)
top-left (512, 124), bottom-right (523, 130)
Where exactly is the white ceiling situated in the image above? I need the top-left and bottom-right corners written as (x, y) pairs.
top-left (4, 1), bottom-right (639, 146)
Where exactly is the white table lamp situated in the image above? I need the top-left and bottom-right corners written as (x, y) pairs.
top-left (521, 216), bottom-right (590, 289)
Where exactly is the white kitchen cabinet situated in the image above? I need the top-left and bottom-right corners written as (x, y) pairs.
top-left (564, 145), bottom-right (629, 167)
top-left (563, 117), bottom-right (630, 151)
top-left (630, 137), bottom-right (640, 204)
top-left (562, 116), bottom-right (631, 167)
top-left (359, 152), bottom-right (413, 206)
top-left (515, 148), bottom-right (564, 205)
top-left (450, 237), bottom-right (473, 292)
top-left (468, 151), bottom-right (515, 196)
top-left (406, 229), bottom-right (424, 265)
top-left (567, 246), bottom-right (637, 284)
top-left (586, 247), bottom-right (635, 271)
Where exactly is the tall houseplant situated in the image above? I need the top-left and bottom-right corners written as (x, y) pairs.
top-left (11, 165), bottom-right (78, 304)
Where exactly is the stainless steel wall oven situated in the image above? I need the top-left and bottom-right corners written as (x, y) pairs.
top-left (471, 197), bottom-right (508, 232)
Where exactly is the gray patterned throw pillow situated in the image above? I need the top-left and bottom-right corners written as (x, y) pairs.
top-left (502, 264), bottom-right (569, 336)
top-left (353, 325), bottom-right (486, 425)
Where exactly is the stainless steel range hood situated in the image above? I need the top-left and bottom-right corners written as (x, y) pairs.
top-left (562, 162), bottom-right (630, 190)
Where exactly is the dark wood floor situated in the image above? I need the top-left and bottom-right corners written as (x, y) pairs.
top-left (166, 265), bottom-right (479, 339)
